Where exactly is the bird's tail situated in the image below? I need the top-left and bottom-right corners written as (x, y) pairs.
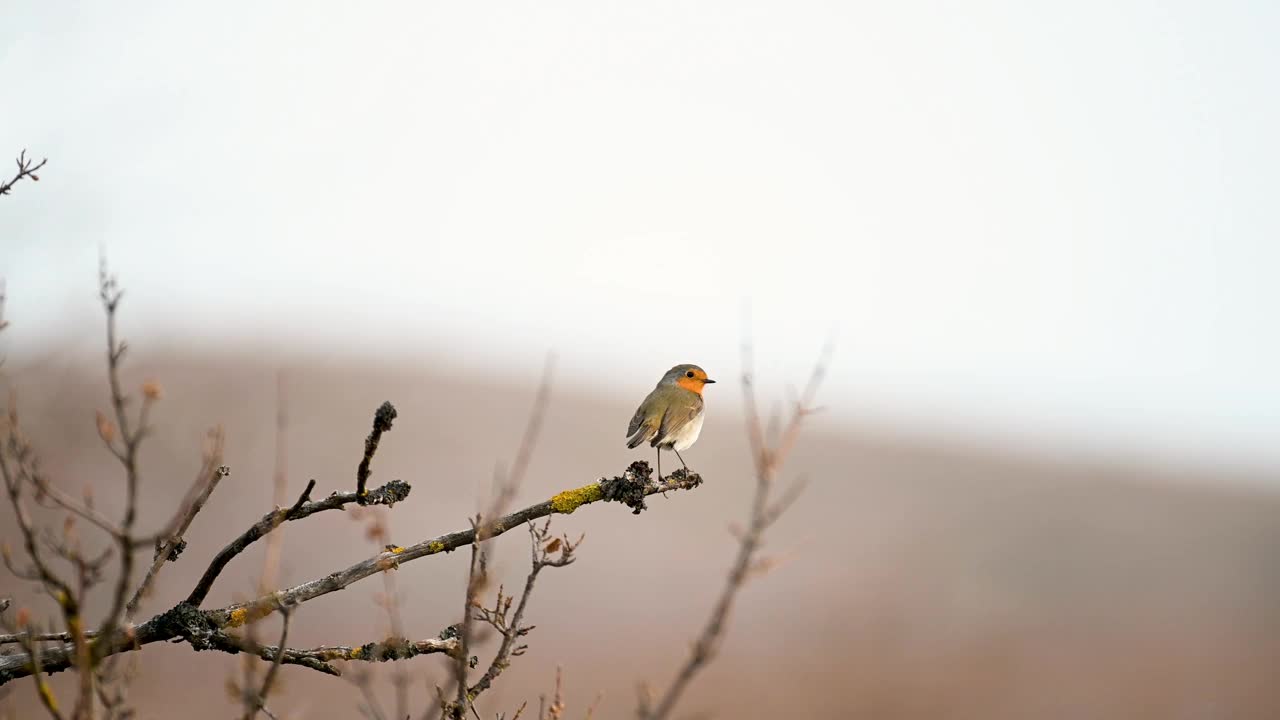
top-left (626, 427), bottom-right (650, 449)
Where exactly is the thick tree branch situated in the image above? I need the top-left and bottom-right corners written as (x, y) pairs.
top-left (0, 463), bottom-right (700, 686)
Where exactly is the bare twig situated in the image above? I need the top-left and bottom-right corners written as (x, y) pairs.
top-left (450, 520), bottom-right (486, 719)
top-left (385, 564), bottom-right (411, 720)
top-left (0, 279), bottom-right (9, 335)
top-left (637, 344), bottom-right (829, 720)
top-left (542, 666), bottom-right (564, 720)
top-left (239, 375), bottom-right (293, 720)
top-left (0, 401), bottom-right (85, 715)
top-left (449, 358), bottom-right (555, 719)
top-left (221, 620), bottom-right (458, 677)
top-left (348, 395), bottom-right (413, 720)
top-left (467, 520), bottom-right (581, 702)
top-left (18, 627), bottom-right (65, 720)
top-left (0, 150), bottom-right (46, 197)
top-left (245, 606), bottom-right (291, 718)
top-left (185, 474), bottom-right (409, 608)
top-left (91, 651), bottom-right (138, 720)
top-left (356, 676), bottom-right (390, 720)
top-left (91, 261), bottom-right (155, 665)
top-left (349, 499), bottom-right (415, 720)
top-left (0, 628), bottom-right (97, 645)
top-left (26, 471), bottom-right (127, 541)
top-left (356, 401), bottom-right (397, 503)
top-left (126, 429), bottom-right (227, 618)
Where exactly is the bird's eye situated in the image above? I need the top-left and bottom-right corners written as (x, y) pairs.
top-left (686, 371), bottom-right (695, 378)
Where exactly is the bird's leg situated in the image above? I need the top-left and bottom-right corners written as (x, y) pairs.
top-left (656, 448), bottom-right (670, 498)
top-left (673, 448), bottom-right (690, 474)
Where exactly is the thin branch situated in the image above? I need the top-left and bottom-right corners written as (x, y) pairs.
top-left (451, 520), bottom-right (485, 719)
top-left (221, 620), bottom-right (458, 678)
top-left (27, 471), bottom-right (127, 541)
top-left (1, 404), bottom-right (76, 607)
top-left (467, 520), bottom-right (580, 702)
top-left (0, 279), bottom-right (9, 335)
top-left (450, 358), bottom-right (555, 719)
top-left (356, 499), bottom-right (412, 720)
top-left (346, 395), bottom-right (412, 720)
top-left (542, 666), bottom-right (564, 720)
top-left (383, 541), bottom-right (412, 720)
top-left (0, 150), bottom-right (46, 197)
top-left (356, 401), bottom-right (397, 503)
top-left (92, 261), bottom-right (152, 664)
top-left (185, 474), bottom-right (409, 608)
top-left (21, 629), bottom-right (65, 720)
top-left (638, 345), bottom-right (829, 720)
top-left (356, 676), bottom-right (391, 720)
top-left (0, 629), bottom-right (98, 645)
top-left (240, 376), bottom-right (292, 720)
top-left (246, 606), bottom-right (291, 718)
top-left (0, 401), bottom-right (87, 711)
top-left (126, 429), bottom-right (227, 618)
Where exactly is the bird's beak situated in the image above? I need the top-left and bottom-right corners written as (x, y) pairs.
top-left (703, 378), bottom-right (716, 384)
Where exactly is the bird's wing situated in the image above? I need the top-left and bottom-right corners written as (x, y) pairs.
top-left (652, 393), bottom-right (703, 447)
top-left (626, 396), bottom-right (660, 449)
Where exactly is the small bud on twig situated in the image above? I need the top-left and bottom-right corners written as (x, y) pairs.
top-left (96, 410), bottom-right (116, 444)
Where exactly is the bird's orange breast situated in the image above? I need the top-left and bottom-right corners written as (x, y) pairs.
top-left (676, 376), bottom-right (705, 395)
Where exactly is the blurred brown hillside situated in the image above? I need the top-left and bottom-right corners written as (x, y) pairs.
top-left (3, 353), bottom-right (1279, 719)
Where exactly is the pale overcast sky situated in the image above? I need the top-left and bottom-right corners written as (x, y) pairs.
top-left (3, 2), bottom-right (1278, 474)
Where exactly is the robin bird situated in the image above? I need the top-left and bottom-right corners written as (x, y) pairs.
top-left (626, 364), bottom-right (716, 480)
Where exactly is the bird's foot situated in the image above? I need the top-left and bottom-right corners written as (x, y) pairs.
top-left (667, 467), bottom-right (704, 488)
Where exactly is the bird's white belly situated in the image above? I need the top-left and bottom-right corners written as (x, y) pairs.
top-left (668, 411), bottom-right (704, 451)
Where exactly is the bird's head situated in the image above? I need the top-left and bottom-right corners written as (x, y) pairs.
top-left (662, 364), bottom-right (716, 395)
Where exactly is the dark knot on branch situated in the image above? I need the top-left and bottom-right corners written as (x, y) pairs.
top-left (362, 478), bottom-right (411, 507)
top-left (600, 461), bottom-right (701, 514)
top-left (153, 602), bottom-right (221, 651)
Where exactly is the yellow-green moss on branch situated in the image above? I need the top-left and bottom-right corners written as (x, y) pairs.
top-left (550, 484), bottom-right (604, 514)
